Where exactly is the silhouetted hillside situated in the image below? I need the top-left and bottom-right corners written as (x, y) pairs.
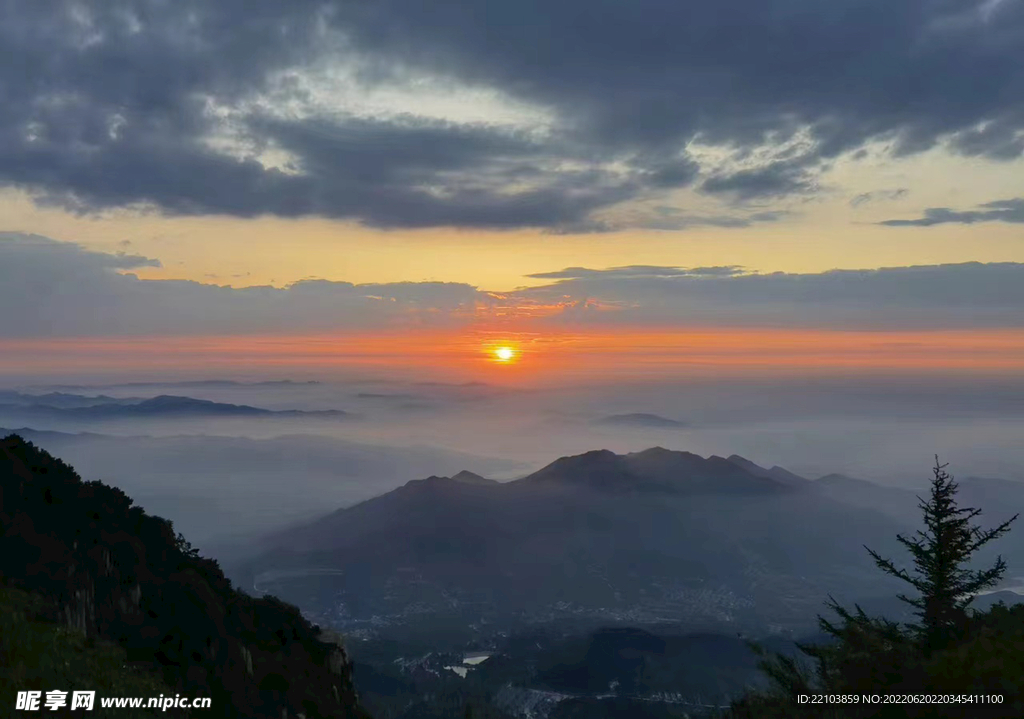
top-left (251, 447), bottom-right (918, 639)
top-left (0, 434), bottom-right (369, 719)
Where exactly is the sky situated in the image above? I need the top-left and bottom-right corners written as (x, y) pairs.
top-left (1, 0), bottom-right (1023, 383)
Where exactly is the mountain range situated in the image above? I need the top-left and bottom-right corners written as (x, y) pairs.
top-left (0, 389), bottom-right (141, 409)
top-left (7, 430), bottom-right (1023, 718)
top-left (244, 447), bottom-right (1024, 643)
top-left (0, 393), bottom-right (349, 421)
top-left (40, 379), bottom-right (322, 390)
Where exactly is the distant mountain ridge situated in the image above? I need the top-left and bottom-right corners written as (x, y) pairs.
top-left (0, 389), bottom-right (141, 408)
top-left (593, 413), bottom-right (688, 429)
top-left (450, 470), bottom-right (498, 485)
top-left (0, 394), bottom-right (349, 420)
top-left (40, 379), bottom-right (322, 390)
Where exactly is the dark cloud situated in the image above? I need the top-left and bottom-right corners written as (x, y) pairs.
top-left (625, 207), bottom-right (791, 231)
top-left (638, 156), bottom-right (701, 189)
top-left (14, 110), bottom-right (638, 230)
top-left (0, 232), bottom-right (160, 271)
top-left (521, 262), bottom-right (1024, 329)
top-left (700, 161), bottom-right (819, 200)
top-left (881, 198), bottom-right (1024, 226)
top-left (3, 235), bottom-right (1024, 335)
top-left (527, 266), bottom-right (747, 280)
top-left (331, 0), bottom-right (1024, 158)
top-left (948, 117), bottom-right (1024, 159)
top-left (850, 188), bottom-right (909, 207)
top-left (0, 2), bottom-right (640, 230)
top-left (0, 1), bottom-right (1022, 229)
top-left (0, 233), bottom-right (485, 337)
top-left (246, 117), bottom-right (643, 228)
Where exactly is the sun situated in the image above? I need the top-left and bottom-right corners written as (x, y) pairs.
top-left (493, 346), bottom-right (517, 362)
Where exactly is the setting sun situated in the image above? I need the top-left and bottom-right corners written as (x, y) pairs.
top-left (493, 346), bottom-right (516, 362)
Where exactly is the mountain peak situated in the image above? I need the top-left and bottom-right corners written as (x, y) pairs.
top-left (139, 394), bottom-right (215, 406)
top-left (547, 448), bottom-right (622, 469)
top-left (451, 470), bottom-right (496, 485)
top-left (400, 471), bottom-right (498, 492)
top-left (404, 474), bottom-right (449, 487)
top-left (519, 447), bottom-right (790, 495)
top-left (631, 446), bottom-right (690, 458)
top-left (725, 455), bottom-right (807, 485)
top-left (521, 449), bottom-right (633, 490)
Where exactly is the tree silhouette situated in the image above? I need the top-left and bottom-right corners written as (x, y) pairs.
top-left (864, 456), bottom-right (1017, 653)
top-left (728, 456), bottom-right (1023, 718)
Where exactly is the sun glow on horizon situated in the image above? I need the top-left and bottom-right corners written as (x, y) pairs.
top-left (493, 346), bottom-right (517, 363)
top-left (3, 327), bottom-right (1023, 382)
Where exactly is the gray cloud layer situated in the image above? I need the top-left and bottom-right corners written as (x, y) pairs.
top-left (881, 198), bottom-right (1024, 226)
top-left (2, 234), bottom-right (1023, 336)
top-left (0, 234), bottom-right (485, 336)
top-left (527, 266), bottom-right (747, 280)
top-left (2, 1), bottom-right (1023, 229)
top-left (521, 261), bottom-right (1024, 329)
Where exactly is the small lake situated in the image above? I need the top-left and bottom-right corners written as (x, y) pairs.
top-left (444, 653), bottom-right (493, 679)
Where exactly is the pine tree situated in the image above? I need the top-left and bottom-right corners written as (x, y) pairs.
top-left (728, 456), bottom-right (1022, 717)
top-left (864, 456), bottom-right (1017, 654)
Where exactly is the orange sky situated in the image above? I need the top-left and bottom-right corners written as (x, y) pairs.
top-left (4, 326), bottom-right (1022, 384)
